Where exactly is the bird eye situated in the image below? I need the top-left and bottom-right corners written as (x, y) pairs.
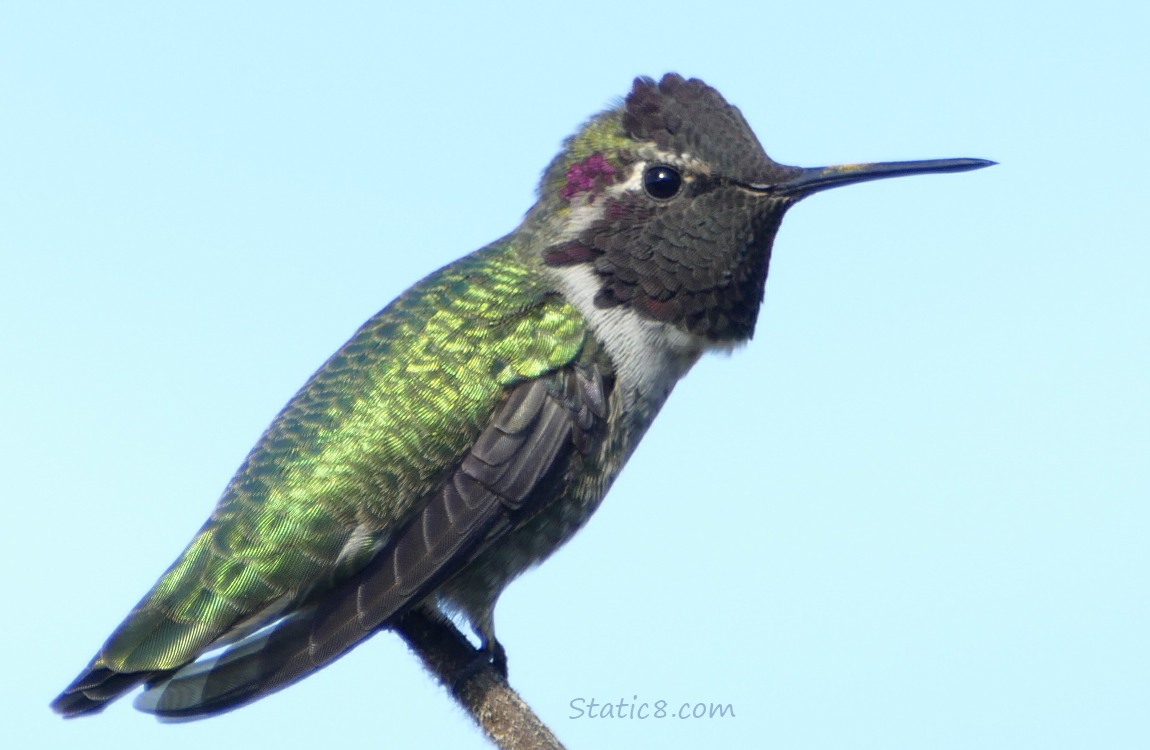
top-left (643, 165), bottom-right (682, 200)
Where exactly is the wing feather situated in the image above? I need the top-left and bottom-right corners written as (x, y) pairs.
top-left (134, 366), bottom-right (607, 718)
top-left (51, 243), bottom-right (589, 718)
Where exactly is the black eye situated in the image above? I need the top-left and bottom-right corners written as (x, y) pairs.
top-left (643, 165), bottom-right (682, 200)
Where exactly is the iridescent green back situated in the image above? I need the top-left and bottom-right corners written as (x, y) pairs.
top-left (99, 241), bottom-right (586, 672)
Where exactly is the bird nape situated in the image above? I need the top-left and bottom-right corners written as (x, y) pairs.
top-left (52, 73), bottom-right (993, 720)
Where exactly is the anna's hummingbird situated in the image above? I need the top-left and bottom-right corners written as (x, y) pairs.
top-left (52, 73), bottom-right (992, 720)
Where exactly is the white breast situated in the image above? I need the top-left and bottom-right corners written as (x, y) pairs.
top-left (545, 262), bottom-right (706, 421)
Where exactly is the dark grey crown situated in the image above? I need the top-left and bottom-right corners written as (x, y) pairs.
top-left (545, 74), bottom-right (797, 343)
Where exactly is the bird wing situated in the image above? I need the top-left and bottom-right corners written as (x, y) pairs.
top-left (135, 363), bottom-right (608, 718)
top-left (52, 242), bottom-right (600, 716)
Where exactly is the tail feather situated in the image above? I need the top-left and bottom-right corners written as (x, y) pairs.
top-left (51, 667), bottom-right (158, 718)
top-left (135, 613), bottom-right (315, 719)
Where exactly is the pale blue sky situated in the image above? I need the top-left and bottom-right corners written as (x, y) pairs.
top-left (3, 2), bottom-right (1147, 748)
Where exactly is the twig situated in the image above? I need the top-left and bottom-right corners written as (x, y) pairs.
top-left (395, 607), bottom-right (566, 750)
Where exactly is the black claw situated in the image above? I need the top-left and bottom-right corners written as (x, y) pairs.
top-left (488, 639), bottom-right (508, 678)
top-left (450, 640), bottom-right (508, 692)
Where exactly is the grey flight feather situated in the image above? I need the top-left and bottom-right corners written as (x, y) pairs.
top-left (135, 366), bottom-right (608, 719)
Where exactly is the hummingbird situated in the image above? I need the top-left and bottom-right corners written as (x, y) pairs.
top-left (52, 73), bottom-right (992, 720)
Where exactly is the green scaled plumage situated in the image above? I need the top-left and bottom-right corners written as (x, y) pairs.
top-left (53, 240), bottom-right (591, 715)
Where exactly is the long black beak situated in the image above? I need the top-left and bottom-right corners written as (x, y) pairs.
top-left (754, 158), bottom-right (995, 197)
